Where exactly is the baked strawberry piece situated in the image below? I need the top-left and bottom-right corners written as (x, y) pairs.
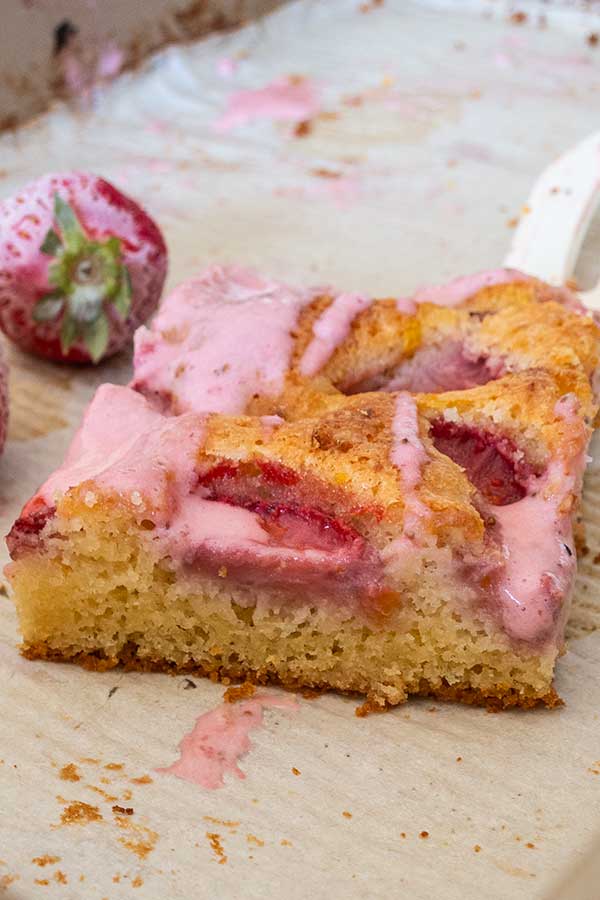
top-left (0, 172), bottom-right (167, 362)
top-left (6, 266), bottom-right (599, 709)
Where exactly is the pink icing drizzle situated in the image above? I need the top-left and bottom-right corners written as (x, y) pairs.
top-left (133, 266), bottom-right (312, 416)
top-left (407, 268), bottom-right (531, 308)
top-left (493, 394), bottom-right (586, 643)
top-left (157, 693), bottom-right (298, 789)
top-left (299, 293), bottom-right (372, 377)
top-left (37, 384), bottom-right (204, 519)
top-left (386, 393), bottom-right (430, 560)
top-left (214, 77), bottom-right (320, 132)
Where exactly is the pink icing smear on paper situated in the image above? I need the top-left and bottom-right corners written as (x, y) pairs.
top-left (214, 77), bottom-right (320, 132)
top-left (157, 694), bottom-right (299, 789)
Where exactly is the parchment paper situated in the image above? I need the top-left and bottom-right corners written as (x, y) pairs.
top-left (2, 2), bottom-right (600, 897)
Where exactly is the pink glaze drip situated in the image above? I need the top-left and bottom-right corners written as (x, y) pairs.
top-left (493, 396), bottom-right (587, 643)
top-left (299, 293), bottom-right (372, 377)
top-left (133, 266), bottom-right (312, 416)
top-left (157, 693), bottom-right (298, 789)
top-left (214, 77), bottom-right (320, 132)
top-left (407, 268), bottom-right (531, 308)
top-left (390, 392), bottom-right (426, 491)
top-left (386, 393), bottom-right (430, 562)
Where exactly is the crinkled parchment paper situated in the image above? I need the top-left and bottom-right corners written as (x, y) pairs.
top-left (2, 2), bottom-right (600, 897)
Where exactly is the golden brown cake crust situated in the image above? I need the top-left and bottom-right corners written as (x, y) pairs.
top-left (20, 640), bottom-right (562, 711)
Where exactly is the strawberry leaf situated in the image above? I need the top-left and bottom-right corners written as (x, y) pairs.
top-left (83, 312), bottom-right (109, 363)
top-left (33, 293), bottom-right (64, 322)
top-left (40, 229), bottom-right (62, 256)
top-left (60, 315), bottom-right (78, 355)
top-left (53, 194), bottom-right (85, 252)
top-left (112, 268), bottom-right (132, 318)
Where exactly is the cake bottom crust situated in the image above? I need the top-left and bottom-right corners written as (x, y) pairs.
top-left (20, 640), bottom-right (562, 712)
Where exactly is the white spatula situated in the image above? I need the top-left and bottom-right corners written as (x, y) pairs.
top-left (505, 130), bottom-right (600, 308)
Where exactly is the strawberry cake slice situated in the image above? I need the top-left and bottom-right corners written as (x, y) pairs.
top-left (6, 266), bottom-right (599, 709)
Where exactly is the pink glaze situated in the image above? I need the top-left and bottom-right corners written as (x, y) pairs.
top-left (407, 268), bottom-right (531, 308)
top-left (390, 392), bottom-right (426, 491)
top-left (214, 77), bottom-right (320, 132)
top-left (299, 293), bottom-right (372, 377)
top-left (132, 266), bottom-right (313, 416)
top-left (386, 393), bottom-right (430, 561)
top-left (493, 396), bottom-right (588, 643)
top-left (157, 693), bottom-right (298, 789)
top-left (37, 384), bottom-right (204, 520)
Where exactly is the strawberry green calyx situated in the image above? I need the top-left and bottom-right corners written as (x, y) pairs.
top-left (33, 193), bottom-right (132, 362)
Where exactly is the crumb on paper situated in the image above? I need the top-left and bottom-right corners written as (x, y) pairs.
top-left (526, 842), bottom-right (536, 849)
top-left (122, 789), bottom-right (133, 802)
top-left (54, 871), bottom-right (68, 884)
top-left (79, 758), bottom-right (100, 765)
top-left (456, 756), bottom-right (463, 762)
top-left (112, 805), bottom-right (134, 816)
top-left (223, 682), bottom-right (256, 704)
top-left (588, 33), bottom-right (599, 47)
top-left (32, 856), bottom-right (61, 867)
top-left (86, 785), bottom-right (118, 803)
top-left (132, 875), bottom-right (143, 888)
top-left (59, 801), bottom-right (102, 826)
top-left (206, 832), bottom-right (227, 865)
top-left (474, 845), bottom-right (482, 853)
top-left (105, 763), bottom-right (123, 771)
top-left (203, 816), bottom-right (240, 828)
top-left (311, 168), bottom-right (342, 179)
top-left (342, 811), bottom-right (352, 819)
top-left (34, 878), bottom-right (49, 886)
top-left (130, 775), bottom-right (153, 785)
top-left (115, 817), bottom-right (158, 859)
top-left (507, 217), bottom-right (518, 228)
top-left (59, 763), bottom-right (81, 782)
top-left (510, 11), bottom-right (527, 24)
top-left (183, 678), bottom-right (197, 690)
top-left (247, 834), bottom-right (264, 847)
top-left (280, 839), bottom-right (292, 847)
top-left (291, 767), bottom-right (301, 776)
top-left (400, 832), bottom-right (406, 839)
top-left (293, 120), bottom-right (312, 138)
top-left (419, 831), bottom-right (429, 839)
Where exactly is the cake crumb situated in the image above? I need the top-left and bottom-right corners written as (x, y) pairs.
top-left (54, 870), bottom-right (68, 884)
top-left (59, 763), bottom-right (81, 782)
top-left (206, 832), bottom-right (227, 865)
top-left (587, 33), bottom-right (598, 46)
top-left (223, 682), bottom-right (256, 704)
top-left (280, 839), bottom-right (292, 847)
top-left (132, 875), bottom-right (143, 888)
top-left (32, 856), bottom-right (61, 867)
top-left (247, 834), bottom-right (264, 847)
top-left (130, 775), bottom-right (153, 785)
top-left (105, 763), bottom-right (123, 771)
top-left (400, 832), bottom-right (406, 839)
top-left (291, 767), bottom-right (301, 776)
top-left (510, 11), bottom-right (527, 24)
top-left (293, 120), bottom-right (312, 138)
top-left (203, 816), bottom-right (240, 828)
top-left (59, 801), bottom-right (102, 826)
top-left (526, 842), bottom-right (536, 849)
top-left (34, 878), bottom-right (49, 886)
top-left (342, 811), bottom-right (352, 819)
top-left (474, 845), bottom-right (482, 853)
top-left (456, 756), bottom-right (462, 762)
top-left (419, 831), bottom-right (429, 839)
top-left (112, 805), bottom-right (134, 816)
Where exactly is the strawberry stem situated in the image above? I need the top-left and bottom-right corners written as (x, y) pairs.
top-left (33, 192), bottom-right (133, 362)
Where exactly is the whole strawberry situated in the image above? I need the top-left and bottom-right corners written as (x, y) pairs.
top-left (0, 173), bottom-right (167, 363)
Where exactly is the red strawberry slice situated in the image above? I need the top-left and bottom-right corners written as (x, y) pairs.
top-left (0, 172), bottom-right (167, 363)
top-left (430, 419), bottom-right (535, 505)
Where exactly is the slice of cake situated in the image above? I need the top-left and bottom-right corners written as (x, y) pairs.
top-left (7, 266), bottom-right (599, 709)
